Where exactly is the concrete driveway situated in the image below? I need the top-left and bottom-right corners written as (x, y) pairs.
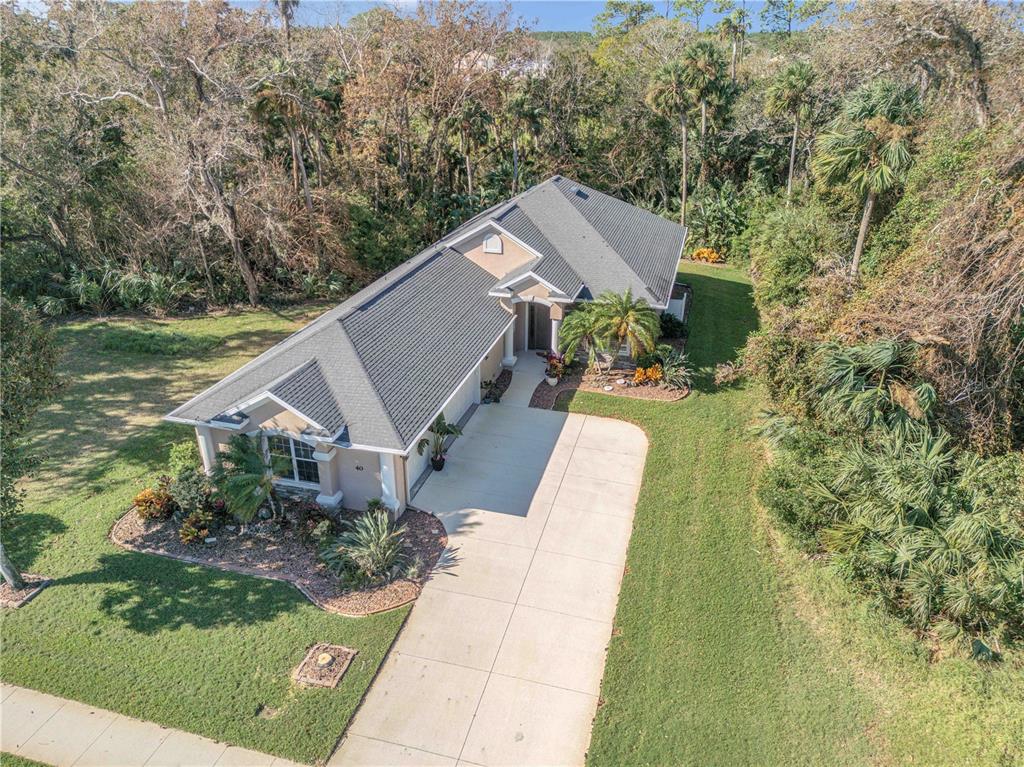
top-left (331, 399), bottom-right (647, 766)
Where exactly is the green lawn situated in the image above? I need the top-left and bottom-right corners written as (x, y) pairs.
top-left (1, 754), bottom-right (51, 767)
top-left (577, 263), bottom-right (1024, 766)
top-left (0, 307), bottom-right (407, 765)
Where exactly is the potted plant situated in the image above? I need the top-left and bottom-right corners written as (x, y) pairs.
top-left (416, 413), bottom-right (463, 471)
top-left (544, 352), bottom-right (564, 386)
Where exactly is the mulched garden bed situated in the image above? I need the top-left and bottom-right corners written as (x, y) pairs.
top-left (530, 370), bottom-right (689, 409)
top-left (492, 368), bottom-right (513, 398)
top-left (0, 574), bottom-right (50, 609)
top-left (110, 509), bottom-right (446, 617)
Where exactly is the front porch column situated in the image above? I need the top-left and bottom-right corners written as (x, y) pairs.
top-left (501, 323), bottom-right (517, 367)
top-left (379, 452), bottom-right (402, 518)
top-left (551, 318), bottom-right (562, 354)
top-left (473, 365), bottom-right (482, 404)
top-left (195, 425), bottom-right (218, 475)
top-left (313, 445), bottom-right (343, 508)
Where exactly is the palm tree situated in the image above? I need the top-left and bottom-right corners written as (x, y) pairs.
top-left (765, 62), bottom-right (815, 202)
top-left (812, 80), bottom-right (922, 278)
top-left (646, 62), bottom-right (697, 226)
top-left (592, 289), bottom-right (661, 360)
top-left (680, 41), bottom-right (728, 188)
top-left (275, 0), bottom-right (298, 53)
top-left (253, 61), bottom-right (315, 218)
top-left (680, 41), bottom-right (727, 144)
top-left (0, 543), bottom-right (24, 590)
top-left (504, 85), bottom-right (544, 194)
top-left (559, 302), bottom-right (611, 372)
top-left (716, 10), bottom-right (746, 82)
top-left (814, 339), bottom-right (936, 442)
top-left (213, 433), bottom-right (287, 529)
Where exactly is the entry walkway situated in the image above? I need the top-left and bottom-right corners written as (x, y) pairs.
top-left (332, 401), bottom-right (647, 766)
top-left (0, 684), bottom-right (302, 767)
top-left (499, 353), bottom-right (547, 407)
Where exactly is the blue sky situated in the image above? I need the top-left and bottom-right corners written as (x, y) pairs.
top-left (237, 1), bottom-right (784, 33)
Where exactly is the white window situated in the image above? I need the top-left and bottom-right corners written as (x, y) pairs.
top-left (483, 233), bottom-right (503, 254)
top-left (267, 435), bottom-right (320, 485)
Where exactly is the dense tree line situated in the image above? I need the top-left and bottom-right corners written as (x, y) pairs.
top-left (3, 0), bottom-right (1013, 316)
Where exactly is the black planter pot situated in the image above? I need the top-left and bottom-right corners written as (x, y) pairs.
top-left (431, 456), bottom-right (446, 471)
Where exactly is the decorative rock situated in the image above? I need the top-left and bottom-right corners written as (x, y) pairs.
top-left (616, 378), bottom-right (626, 385)
top-left (603, 385), bottom-right (614, 392)
top-left (204, 537), bottom-right (217, 544)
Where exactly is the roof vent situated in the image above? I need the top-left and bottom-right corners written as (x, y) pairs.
top-left (574, 187), bottom-right (589, 200)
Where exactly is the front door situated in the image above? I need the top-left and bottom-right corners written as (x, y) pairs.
top-left (528, 302), bottom-right (551, 350)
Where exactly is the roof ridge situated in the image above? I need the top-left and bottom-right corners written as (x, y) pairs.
top-left (550, 179), bottom-right (652, 291)
top-left (524, 184), bottom-right (658, 304)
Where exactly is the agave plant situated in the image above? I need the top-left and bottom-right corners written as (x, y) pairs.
top-left (660, 348), bottom-right (694, 391)
top-left (320, 504), bottom-right (408, 588)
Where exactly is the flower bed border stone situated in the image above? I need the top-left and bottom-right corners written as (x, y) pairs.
top-left (530, 372), bottom-right (689, 409)
top-left (0, 574), bottom-right (51, 609)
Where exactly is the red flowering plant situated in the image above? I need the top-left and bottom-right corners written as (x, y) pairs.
top-left (545, 352), bottom-right (565, 379)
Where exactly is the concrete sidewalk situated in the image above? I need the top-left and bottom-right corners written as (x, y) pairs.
top-left (0, 684), bottom-right (303, 767)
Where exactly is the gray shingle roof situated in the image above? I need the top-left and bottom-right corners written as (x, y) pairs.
top-left (341, 248), bottom-right (511, 446)
top-left (269, 359), bottom-right (346, 434)
top-left (516, 183), bottom-right (659, 303)
top-left (495, 206), bottom-right (583, 296)
top-left (549, 177), bottom-right (685, 304)
top-left (167, 176), bottom-right (684, 452)
top-left (168, 244), bottom-right (510, 451)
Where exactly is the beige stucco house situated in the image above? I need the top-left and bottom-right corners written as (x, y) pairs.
top-left (165, 177), bottom-right (687, 515)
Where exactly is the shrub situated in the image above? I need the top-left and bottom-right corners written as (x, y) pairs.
top-left (687, 181), bottom-right (746, 258)
top-left (660, 312), bottom-right (688, 340)
top-left (757, 439), bottom-right (835, 552)
top-left (545, 352), bottom-right (565, 379)
top-left (741, 329), bottom-right (817, 418)
top-left (714, 361), bottom-right (741, 386)
top-left (749, 202), bottom-right (846, 310)
top-left (133, 478), bottom-right (176, 520)
top-left (635, 350), bottom-right (660, 369)
top-left (755, 340), bottom-right (1024, 653)
top-left (320, 504), bottom-right (407, 589)
top-left (286, 497), bottom-right (337, 542)
top-left (170, 467), bottom-right (211, 521)
top-left (691, 247), bottom-right (723, 263)
top-left (179, 509), bottom-right (213, 545)
top-left (169, 440), bottom-right (202, 477)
